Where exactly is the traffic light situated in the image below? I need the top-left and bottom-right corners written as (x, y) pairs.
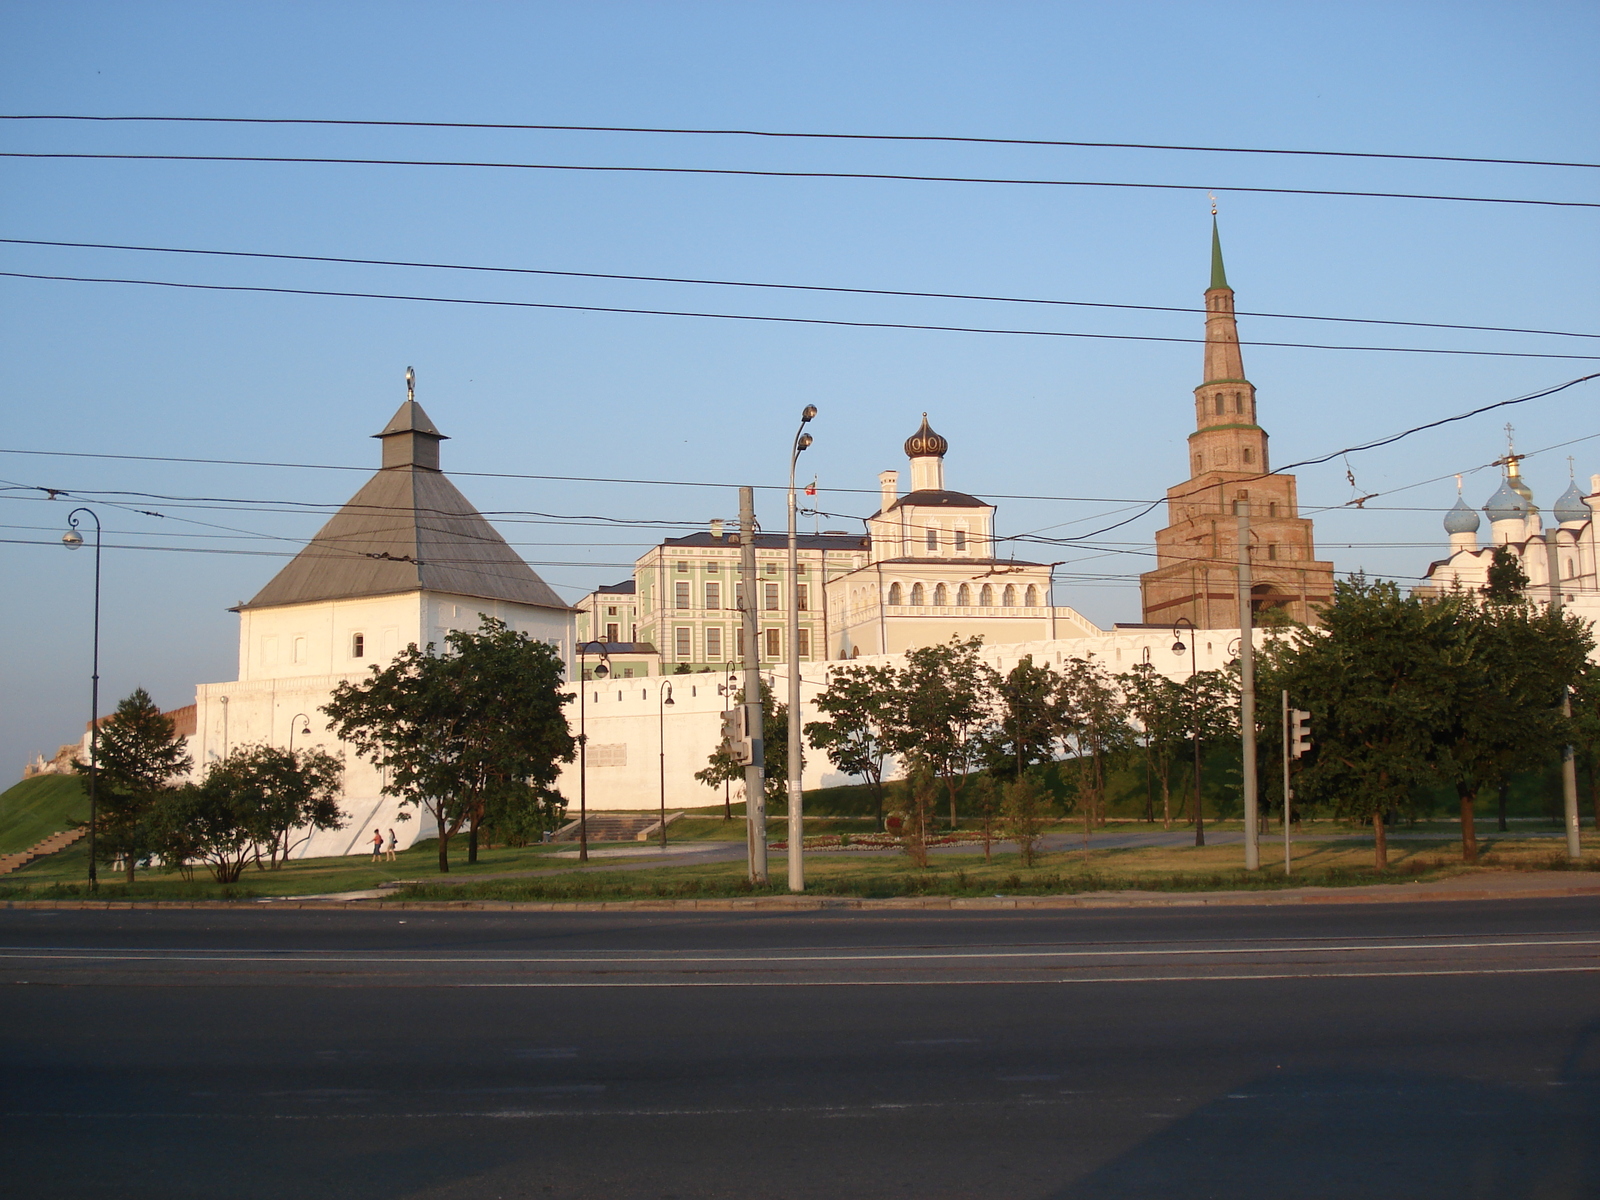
top-left (1289, 709), bottom-right (1313, 759)
top-left (721, 706), bottom-right (754, 766)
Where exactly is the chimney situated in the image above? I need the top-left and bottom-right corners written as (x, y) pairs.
top-left (879, 470), bottom-right (899, 513)
top-left (710, 518), bottom-right (724, 541)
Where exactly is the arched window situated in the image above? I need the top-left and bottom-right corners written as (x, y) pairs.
top-left (956, 583), bottom-right (971, 606)
top-left (1024, 585), bottom-right (1038, 606)
top-left (1242, 448), bottom-right (1253, 464)
top-left (1002, 585), bottom-right (1016, 607)
top-left (887, 582), bottom-right (902, 606)
top-left (933, 583), bottom-right (948, 606)
top-left (1213, 395), bottom-right (1224, 415)
top-left (910, 583), bottom-right (925, 606)
top-left (1194, 454), bottom-right (1203, 473)
top-left (979, 584), bottom-right (993, 607)
top-left (1233, 392), bottom-right (1243, 413)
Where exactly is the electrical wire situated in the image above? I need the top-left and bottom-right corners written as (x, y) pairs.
top-left (5, 151), bottom-right (1595, 209)
top-left (5, 271), bottom-right (1596, 361)
top-left (5, 114), bottom-right (1596, 170)
top-left (6, 237), bottom-right (1593, 342)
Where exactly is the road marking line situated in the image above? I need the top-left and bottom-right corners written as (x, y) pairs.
top-left (2, 936), bottom-right (1597, 966)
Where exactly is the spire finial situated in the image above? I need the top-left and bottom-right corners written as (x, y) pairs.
top-left (1455, 473), bottom-right (1463, 495)
top-left (405, 365), bottom-right (415, 404)
top-left (1208, 191), bottom-right (1218, 216)
top-left (1209, 213), bottom-right (1229, 291)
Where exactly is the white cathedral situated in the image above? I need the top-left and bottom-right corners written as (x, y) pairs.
top-left (1419, 446), bottom-right (1600, 624)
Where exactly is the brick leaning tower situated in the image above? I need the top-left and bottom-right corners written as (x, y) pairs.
top-left (1139, 221), bottom-right (1336, 627)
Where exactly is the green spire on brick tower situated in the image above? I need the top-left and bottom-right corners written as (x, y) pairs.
top-left (1209, 217), bottom-right (1230, 291)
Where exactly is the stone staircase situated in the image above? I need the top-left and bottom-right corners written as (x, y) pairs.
top-left (0, 826), bottom-right (87, 877)
top-left (551, 813), bottom-right (678, 843)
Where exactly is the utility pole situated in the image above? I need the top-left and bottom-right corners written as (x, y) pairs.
top-left (786, 406), bottom-right (816, 892)
top-left (1236, 499), bottom-right (1259, 870)
top-left (1544, 530), bottom-right (1582, 860)
top-left (739, 487), bottom-right (767, 884)
top-left (1281, 690), bottom-right (1292, 876)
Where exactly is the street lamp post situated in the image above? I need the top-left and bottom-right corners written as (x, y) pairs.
top-left (1172, 617), bottom-right (1204, 847)
top-left (287, 713), bottom-right (311, 755)
top-left (658, 680), bottom-right (675, 850)
top-left (62, 507), bottom-right (102, 892)
top-left (576, 640), bottom-right (611, 864)
top-left (786, 405), bottom-right (817, 893)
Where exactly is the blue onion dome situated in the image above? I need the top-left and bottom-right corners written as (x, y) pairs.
top-left (904, 413), bottom-right (948, 458)
top-left (1555, 479), bottom-right (1590, 524)
top-left (1444, 496), bottom-right (1481, 535)
top-left (1483, 477), bottom-right (1529, 523)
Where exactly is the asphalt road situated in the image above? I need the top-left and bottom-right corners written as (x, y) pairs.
top-left (2, 899), bottom-right (1598, 1199)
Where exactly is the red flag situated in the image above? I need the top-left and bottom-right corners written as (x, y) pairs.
top-left (805, 477), bottom-right (817, 497)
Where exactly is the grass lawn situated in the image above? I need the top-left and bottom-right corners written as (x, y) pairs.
top-left (0, 775), bottom-right (88, 855)
top-left (3, 815), bottom-right (1594, 902)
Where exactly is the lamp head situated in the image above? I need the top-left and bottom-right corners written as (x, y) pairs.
top-left (665, 695), bottom-right (675, 707)
top-left (801, 405), bottom-right (818, 422)
top-left (61, 530), bottom-right (83, 549)
top-left (1172, 640), bottom-right (1186, 655)
top-left (797, 433), bottom-right (813, 452)
top-left (300, 725), bottom-right (311, 737)
top-left (593, 662), bottom-right (609, 679)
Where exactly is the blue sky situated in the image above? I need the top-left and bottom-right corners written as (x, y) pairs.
top-left (2, 1), bottom-right (1596, 775)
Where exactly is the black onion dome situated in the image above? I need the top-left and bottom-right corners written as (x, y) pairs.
top-left (904, 413), bottom-right (948, 458)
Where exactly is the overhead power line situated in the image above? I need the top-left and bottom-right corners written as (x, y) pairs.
top-left (4, 114), bottom-right (1596, 171)
top-left (3, 152), bottom-right (1595, 210)
top-left (5, 271), bottom-right (1596, 361)
top-left (6, 238), bottom-right (1593, 342)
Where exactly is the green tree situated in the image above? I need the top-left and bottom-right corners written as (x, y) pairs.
top-left (1260, 576), bottom-right (1458, 869)
top-left (892, 765), bottom-right (939, 869)
top-left (889, 636), bottom-right (995, 829)
top-left (805, 662), bottom-right (900, 830)
top-left (983, 655), bottom-right (1060, 779)
top-left (1570, 664), bottom-right (1600, 831)
top-left (1432, 598), bottom-right (1593, 860)
top-left (323, 617), bottom-right (576, 873)
top-left (1118, 663), bottom-right (1187, 828)
top-left (1002, 775), bottom-right (1051, 868)
top-left (1483, 545), bottom-right (1530, 603)
top-left (695, 680), bottom-right (789, 805)
top-left (75, 687), bottom-right (191, 881)
top-left (1054, 657), bottom-right (1131, 846)
top-left (148, 744), bottom-right (346, 880)
top-left (481, 782), bottom-right (568, 847)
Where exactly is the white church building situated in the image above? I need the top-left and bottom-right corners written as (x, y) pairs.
top-left (1419, 449), bottom-right (1600, 625)
top-left (188, 383), bottom-right (575, 857)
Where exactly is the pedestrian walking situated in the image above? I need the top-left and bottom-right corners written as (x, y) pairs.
top-left (385, 828), bottom-right (398, 862)
top-left (371, 828), bottom-right (383, 862)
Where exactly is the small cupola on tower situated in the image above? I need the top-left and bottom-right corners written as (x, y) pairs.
top-left (1444, 495), bottom-right (1481, 551)
top-left (376, 366), bottom-right (448, 471)
top-left (1554, 479), bottom-right (1590, 527)
top-left (905, 413), bottom-right (948, 492)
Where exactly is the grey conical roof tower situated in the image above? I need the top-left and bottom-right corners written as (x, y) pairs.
top-left (242, 387), bottom-right (567, 612)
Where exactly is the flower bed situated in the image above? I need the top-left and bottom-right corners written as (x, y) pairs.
top-left (766, 831), bottom-right (992, 852)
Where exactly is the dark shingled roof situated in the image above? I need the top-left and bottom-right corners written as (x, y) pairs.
top-left (241, 400), bottom-right (569, 612)
top-left (662, 531), bottom-right (868, 550)
top-left (886, 489), bottom-right (991, 512)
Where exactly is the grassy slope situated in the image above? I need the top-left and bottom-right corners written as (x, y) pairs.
top-left (0, 775), bottom-right (88, 854)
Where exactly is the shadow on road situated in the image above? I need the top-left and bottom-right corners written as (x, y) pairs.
top-left (1053, 1030), bottom-right (1600, 1200)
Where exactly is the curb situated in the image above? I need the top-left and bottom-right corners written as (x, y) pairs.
top-left (4, 880), bottom-right (1600, 913)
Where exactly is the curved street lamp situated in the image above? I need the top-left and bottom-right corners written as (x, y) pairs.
top-left (658, 680), bottom-right (675, 850)
top-left (786, 404), bottom-right (817, 893)
top-left (287, 712), bottom-right (312, 755)
top-left (1171, 617), bottom-right (1205, 848)
top-left (62, 507), bottom-right (101, 892)
top-left (576, 639), bottom-right (612, 863)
